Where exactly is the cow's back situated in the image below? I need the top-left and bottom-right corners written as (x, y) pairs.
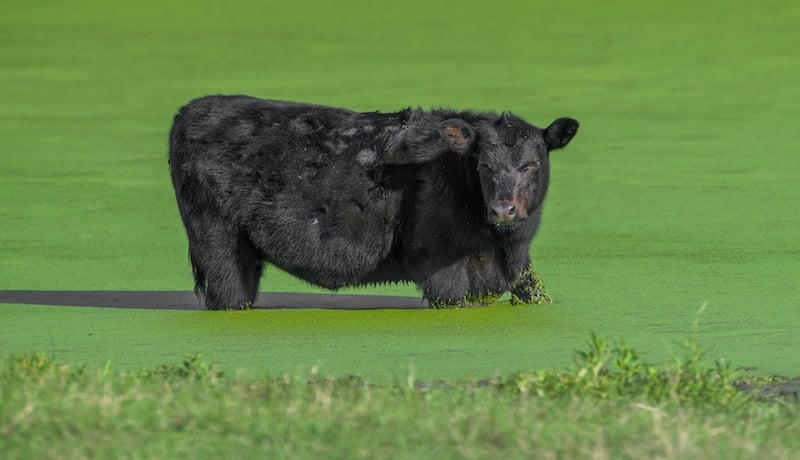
top-left (169, 96), bottom-right (409, 288)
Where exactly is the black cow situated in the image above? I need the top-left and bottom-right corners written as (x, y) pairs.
top-left (169, 96), bottom-right (578, 309)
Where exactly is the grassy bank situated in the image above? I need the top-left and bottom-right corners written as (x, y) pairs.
top-left (2, 338), bottom-right (797, 459)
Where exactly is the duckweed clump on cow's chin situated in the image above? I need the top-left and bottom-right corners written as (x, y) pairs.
top-left (510, 265), bottom-right (552, 305)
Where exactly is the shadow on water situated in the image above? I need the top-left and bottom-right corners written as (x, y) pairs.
top-left (0, 291), bottom-right (428, 310)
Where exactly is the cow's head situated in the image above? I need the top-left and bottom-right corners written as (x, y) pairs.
top-left (439, 114), bottom-right (579, 229)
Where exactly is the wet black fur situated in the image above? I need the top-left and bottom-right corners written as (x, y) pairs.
top-left (169, 95), bottom-right (578, 309)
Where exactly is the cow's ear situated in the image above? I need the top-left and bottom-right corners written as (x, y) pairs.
top-left (544, 118), bottom-right (579, 151)
top-left (439, 119), bottom-right (475, 154)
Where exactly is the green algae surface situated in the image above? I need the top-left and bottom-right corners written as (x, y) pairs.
top-left (1, 0), bottom-right (799, 380)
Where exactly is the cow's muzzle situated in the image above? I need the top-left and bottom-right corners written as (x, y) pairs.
top-left (489, 200), bottom-right (525, 227)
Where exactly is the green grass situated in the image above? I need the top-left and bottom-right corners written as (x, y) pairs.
top-left (1, 0), bottom-right (799, 425)
top-left (2, 337), bottom-right (797, 459)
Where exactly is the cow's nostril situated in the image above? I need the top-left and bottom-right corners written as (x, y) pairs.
top-left (491, 202), bottom-right (517, 221)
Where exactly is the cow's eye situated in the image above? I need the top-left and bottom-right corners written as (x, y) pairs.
top-left (478, 163), bottom-right (493, 173)
top-left (521, 162), bottom-right (539, 174)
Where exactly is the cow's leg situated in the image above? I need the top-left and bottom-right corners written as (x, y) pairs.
top-left (418, 262), bottom-right (471, 309)
top-left (235, 232), bottom-right (265, 307)
top-left (500, 245), bottom-right (551, 305)
top-left (186, 211), bottom-right (263, 310)
top-left (462, 251), bottom-right (508, 306)
top-left (417, 254), bottom-right (514, 308)
top-left (510, 264), bottom-right (551, 305)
